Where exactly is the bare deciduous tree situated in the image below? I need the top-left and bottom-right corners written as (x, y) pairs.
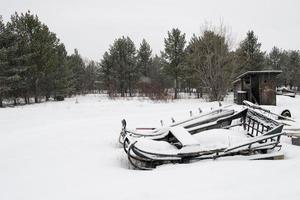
top-left (187, 25), bottom-right (233, 101)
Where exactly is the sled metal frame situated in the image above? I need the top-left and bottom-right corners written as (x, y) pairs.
top-left (123, 108), bottom-right (284, 170)
top-left (119, 108), bottom-right (235, 144)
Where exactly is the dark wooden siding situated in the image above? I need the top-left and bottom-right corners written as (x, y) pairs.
top-left (259, 74), bottom-right (277, 105)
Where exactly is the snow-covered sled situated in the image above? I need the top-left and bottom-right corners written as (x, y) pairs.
top-left (122, 108), bottom-right (284, 170)
top-left (277, 87), bottom-right (296, 98)
top-left (119, 108), bottom-right (235, 145)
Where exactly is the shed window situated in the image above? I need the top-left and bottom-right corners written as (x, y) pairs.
top-left (244, 77), bottom-right (250, 85)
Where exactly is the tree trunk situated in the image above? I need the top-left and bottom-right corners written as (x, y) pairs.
top-left (0, 97), bottom-right (3, 108)
top-left (14, 98), bottom-right (17, 106)
top-left (189, 81), bottom-right (192, 96)
top-left (120, 81), bottom-right (125, 97)
top-left (35, 78), bottom-right (39, 103)
top-left (129, 81), bottom-right (132, 97)
top-left (174, 77), bottom-right (178, 99)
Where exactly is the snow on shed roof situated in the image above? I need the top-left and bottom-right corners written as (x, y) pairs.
top-left (236, 70), bottom-right (282, 79)
top-left (232, 78), bottom-right (241, 84)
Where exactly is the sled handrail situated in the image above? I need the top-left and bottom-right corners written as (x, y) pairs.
top-left (224, 129), bottom-right (284, 153)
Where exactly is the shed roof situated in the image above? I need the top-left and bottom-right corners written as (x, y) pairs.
top-left (236, 70), bottom-right (282, 79)
top-left (232, 78), bottom-right (241, 84)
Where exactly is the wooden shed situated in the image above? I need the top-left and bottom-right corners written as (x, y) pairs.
top-left (233, 70), bottom-right (282, 105)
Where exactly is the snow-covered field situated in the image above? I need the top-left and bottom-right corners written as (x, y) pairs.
top-left (1, 94), bottom-right (300, 200)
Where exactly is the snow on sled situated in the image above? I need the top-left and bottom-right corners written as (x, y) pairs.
top-left (122, 108), bottom-right (285, 170)
top-left (119, 107), bottom-right (235, 145)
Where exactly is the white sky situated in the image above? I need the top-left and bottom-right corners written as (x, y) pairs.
top-left (1, 0), bottom-right (300, 61)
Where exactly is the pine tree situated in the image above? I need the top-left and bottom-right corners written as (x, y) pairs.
top-left (8, 12), bottom-right (40, 103)
top-left (99, 51), bottom-right (115, 95)
top-left (287, 51), bottom-right (300, 88)
top-left (267, 48), bottom-right (300, 88)
top-left (1, 14), bottom-right (31, 105)
top-left (162, 28), bottom-right (186, 99)
top-left (1, 11), bottom-right (89, 105)
top-left (7, 11), bottom-right (66, 103)
top-left (267, 47), bottom-right (285, 86)
top-left (234, 30), bottom-right (265, 77)
top-left (185, 34), bottom-right (203, 97)
top-left (137, 39), bottom-right (152, 77)
top-left (268, 47), bottom-right (281, 70)
top-left (66, 49), bottom-right (85, 94)
top-left (84, 61), bottom-right (98, 92)
top-left (0, 16), bottom-right (7, 107)
top-left (51, 44), bottom-right (73, 99)
top-left (149, 55), bottom-right (172, 89)
top-left (109, 36), bottom-right (137, 97)
top-left (137, 39), bottom-right (153, 95)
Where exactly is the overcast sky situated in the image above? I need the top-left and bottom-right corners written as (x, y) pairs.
top-left (1, 0), bottom-right (300, 60)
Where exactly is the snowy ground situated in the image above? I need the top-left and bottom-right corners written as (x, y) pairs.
top-left (1, 94), bottom-right (300, 200)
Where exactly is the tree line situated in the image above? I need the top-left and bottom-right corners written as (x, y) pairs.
top-left (1, 11), bottom-right (300, 107)
top-left (100, 27), bottom-right (300, 101)
top-left (0, 11), bottom-right (97, 107)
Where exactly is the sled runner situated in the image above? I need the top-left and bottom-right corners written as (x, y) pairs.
top-left (122, 108), bottom-right (284, 170)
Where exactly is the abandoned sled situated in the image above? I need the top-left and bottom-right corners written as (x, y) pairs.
top-left (121, 108), bottom-right (285, 170)
top-left (119, 107), bottom-right (235, 145)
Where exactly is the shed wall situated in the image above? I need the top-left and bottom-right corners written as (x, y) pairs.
top-left (259, 74), bottom-right (277, 105)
